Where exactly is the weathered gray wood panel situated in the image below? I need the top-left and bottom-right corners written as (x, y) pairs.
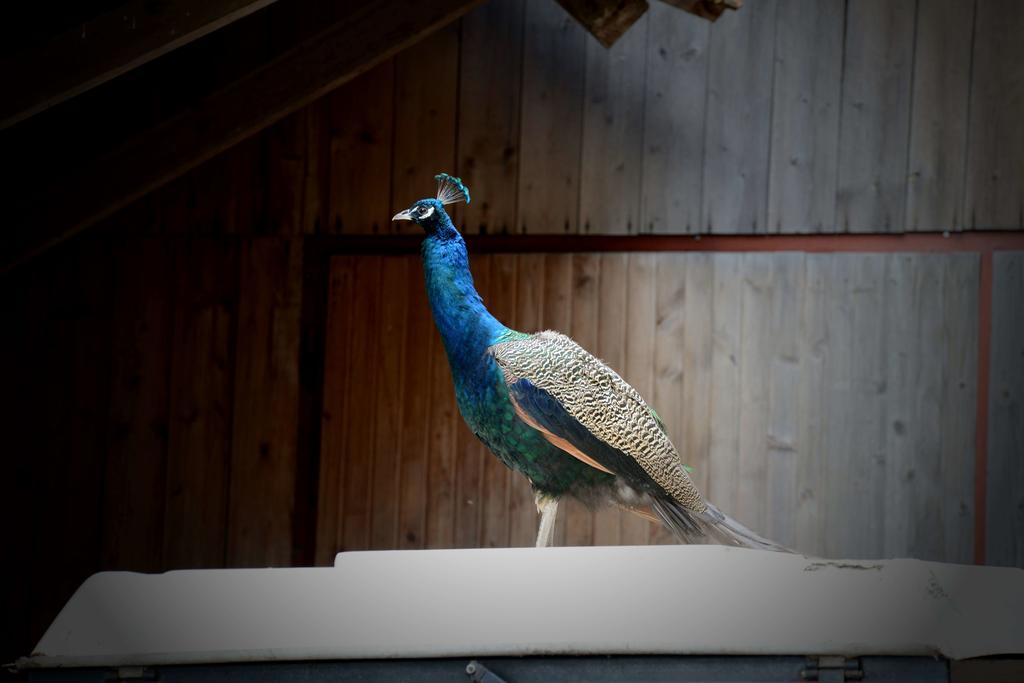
top-left (988, 252), bottom-right (1024, 567)
top-left (457, 0), bottom-right (525, 235)
top-left (701, 0), bottom-right (778, 233)
top-left (835, 0), bottom-right (916, 232)
top-left (641, 4), bottom-right (708, 234)
top-left (516, 0), bottom-right (586, 234)
top-left (766, 0), bottom-right (843, 233)
top-left (579, 13), bottom-right (647, 234)
top-left (905, 0), bottom-right (973, 232)
top-left (965, 1), bottom-right (1024, 230)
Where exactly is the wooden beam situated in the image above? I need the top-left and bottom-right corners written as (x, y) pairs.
top-left (3, 0), bottom-right (484, 270)
top-left (0, 0), bottom-right (281, 131)
top-left (555, 0), bottom-right (650, 48)
top-left (658, 0), bottom-right (742, 22)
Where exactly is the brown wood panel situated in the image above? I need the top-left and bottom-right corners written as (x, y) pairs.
top-left (835, 0), bottom-right (916, 232)
top-left (327, 62), bottom-right (396, 235)
top-left (102, 238), bottom-right (173, 572)
top-left (370, 257), bottom-right (410, 549)
top-left (28, 240), bottom-right (113, 639)
top-left (457, 0), bottom-right (526, 235)
top-left (340, 256), bottom-right (384, 551)
top-left (988, 252), bottom-right (1024, 567)
top-left (767, 0), bottom-right (843, 233)
top-left (315, 256), bottom-right (357, 564)
top-left (641, 4), bottom-right (709, 234)
top-left (393, 255), bottom-right (434, 548)
top-left (228, 238), bottom-right (302, 566)
top-left (964, 1), bottom-right (1024, 230)
top-left (701, 0), bottom-right (778, 233)
top-left (164, 239), bottom-right (238, 569)
top-left (391, 25), bottom-right (460, 235)
top-left (905, 0), bottom-right (973, 232)
top-left (579, 13), bottom-right (648, 235)
top-left (517, 0), bottom-right (586, 234)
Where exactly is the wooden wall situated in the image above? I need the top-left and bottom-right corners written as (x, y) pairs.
top-left (315, 252), bottom-right (980, 561)
top-left (3, 0), bottom-right (1023, 669)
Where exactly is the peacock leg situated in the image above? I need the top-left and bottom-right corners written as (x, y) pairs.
top-left (534, 494), bottom-right (559, 547)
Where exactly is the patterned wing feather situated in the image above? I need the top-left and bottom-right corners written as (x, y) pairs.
top-left (490, 330), bottom-right (706, 513)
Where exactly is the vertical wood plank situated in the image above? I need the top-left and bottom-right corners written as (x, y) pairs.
top-left (102, 238), bottom-right (172, 572)
top-left (764, 253), bottom-right (803, 548)
top-left (939, 254), bottom-right (978, 563)
top-left (391, 25), bottom-right (460, 235)
top-left (641, 4), bottom-right (709, 234)
top-left (905, 0), bottom-right (973, 231)
top-left (266, 111), bottom-right (308, 236)
top-left (480, 255), bottom-right (518, 547)
top-left (822, 254), bottom-right (886, 558)
top-left (579, 13), bottom-right (648, 235)
top-left (454, 255), bottom-right (492, 546)
top-left (701, 0), bottom-right (778, 233)
top-left (767, 0), bottom-right (844, 233)
top-left (566, 253), bottom-right (600, 544)
top-left (399, 256), bottom-right (438, 549)
top-left (541, 252), bottom-right (574, 544)
top-left (651, 253), bottom-right (687, 544)
top-left (795, 255), bottom-right (828, 555)
top-left (30, 240), bottom-right (113, 639)
top-left (228, 238), bottom-right (302, 567)
top-left (734, 254), bottom-right (773, 531)
top-left (517, 0), bottom-right (586, 234)
top-left (164, 239), bottom-right (237, 569)
top-left (835, 0), bottom-right (916, 232)
top-left (369, 258), bottom-right (410, 549)
top-left (964, 1), bottom-right (1024, 230)
top-left (707, 254), bottom-right (742, 519)
top-left (509, 254), bottom-right (545, 546)
top-left (457, 0), bottom-right (526, 235)
top-left (593, 253), bottom-right (628, 545)
top-left (327, 61), bottom-right (395, 235)
top-left (622, 253), bottom-right (657, 543)
top-left (340, 256), bottom-right (382, 551)
top-left (301, 101), bottom-right (330, 235)
top-left (316, 256), bottom-right (357, 564)
top-left (988, 251), bottom-right (1024, 566)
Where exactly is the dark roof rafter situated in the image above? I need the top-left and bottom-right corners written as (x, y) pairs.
top-left (3, 0), bottom-right (484, 270)
top-left (0, 0), bottom-right (280, 131)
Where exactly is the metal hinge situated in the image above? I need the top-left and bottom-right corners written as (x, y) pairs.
top-left (106, 666), bottom-right (158, 681)
top-left (801, 656), bottom-right (864, 682)
top-left (466, 660), bottom-right (509, 683)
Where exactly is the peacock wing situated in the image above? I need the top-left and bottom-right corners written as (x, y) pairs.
top-left (489, 330), bottom-right (706, 513)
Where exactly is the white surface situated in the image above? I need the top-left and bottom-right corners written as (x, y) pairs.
top-left (19, 545), bottom-right (1024, 668)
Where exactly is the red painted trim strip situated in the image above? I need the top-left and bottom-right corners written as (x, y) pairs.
top-left (975, 249), bottom-right (993, 565)
top-left (313, 231), bottom-right (1024, 255)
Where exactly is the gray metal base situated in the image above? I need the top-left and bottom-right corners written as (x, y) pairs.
top-left (25, 655), bottom-right (948, 682)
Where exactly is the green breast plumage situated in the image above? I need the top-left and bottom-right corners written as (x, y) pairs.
top-left (452, 349), bottom-right (613, 497)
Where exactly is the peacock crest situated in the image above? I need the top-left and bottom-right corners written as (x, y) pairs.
top-left (435, 173), bottom-right (471, 206)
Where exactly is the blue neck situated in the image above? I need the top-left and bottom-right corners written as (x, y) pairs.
top-left (421, 230), bottom-right (507, 377)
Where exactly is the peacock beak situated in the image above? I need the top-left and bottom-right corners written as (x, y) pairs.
top-left (392, 209), bottom-right (413, 222)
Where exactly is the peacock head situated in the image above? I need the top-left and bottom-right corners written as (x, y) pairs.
top-left (391, 173), bottom-right (471, 238)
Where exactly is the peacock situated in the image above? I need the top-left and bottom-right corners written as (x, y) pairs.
top-left (392, 174), bottom-right (787, 551)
